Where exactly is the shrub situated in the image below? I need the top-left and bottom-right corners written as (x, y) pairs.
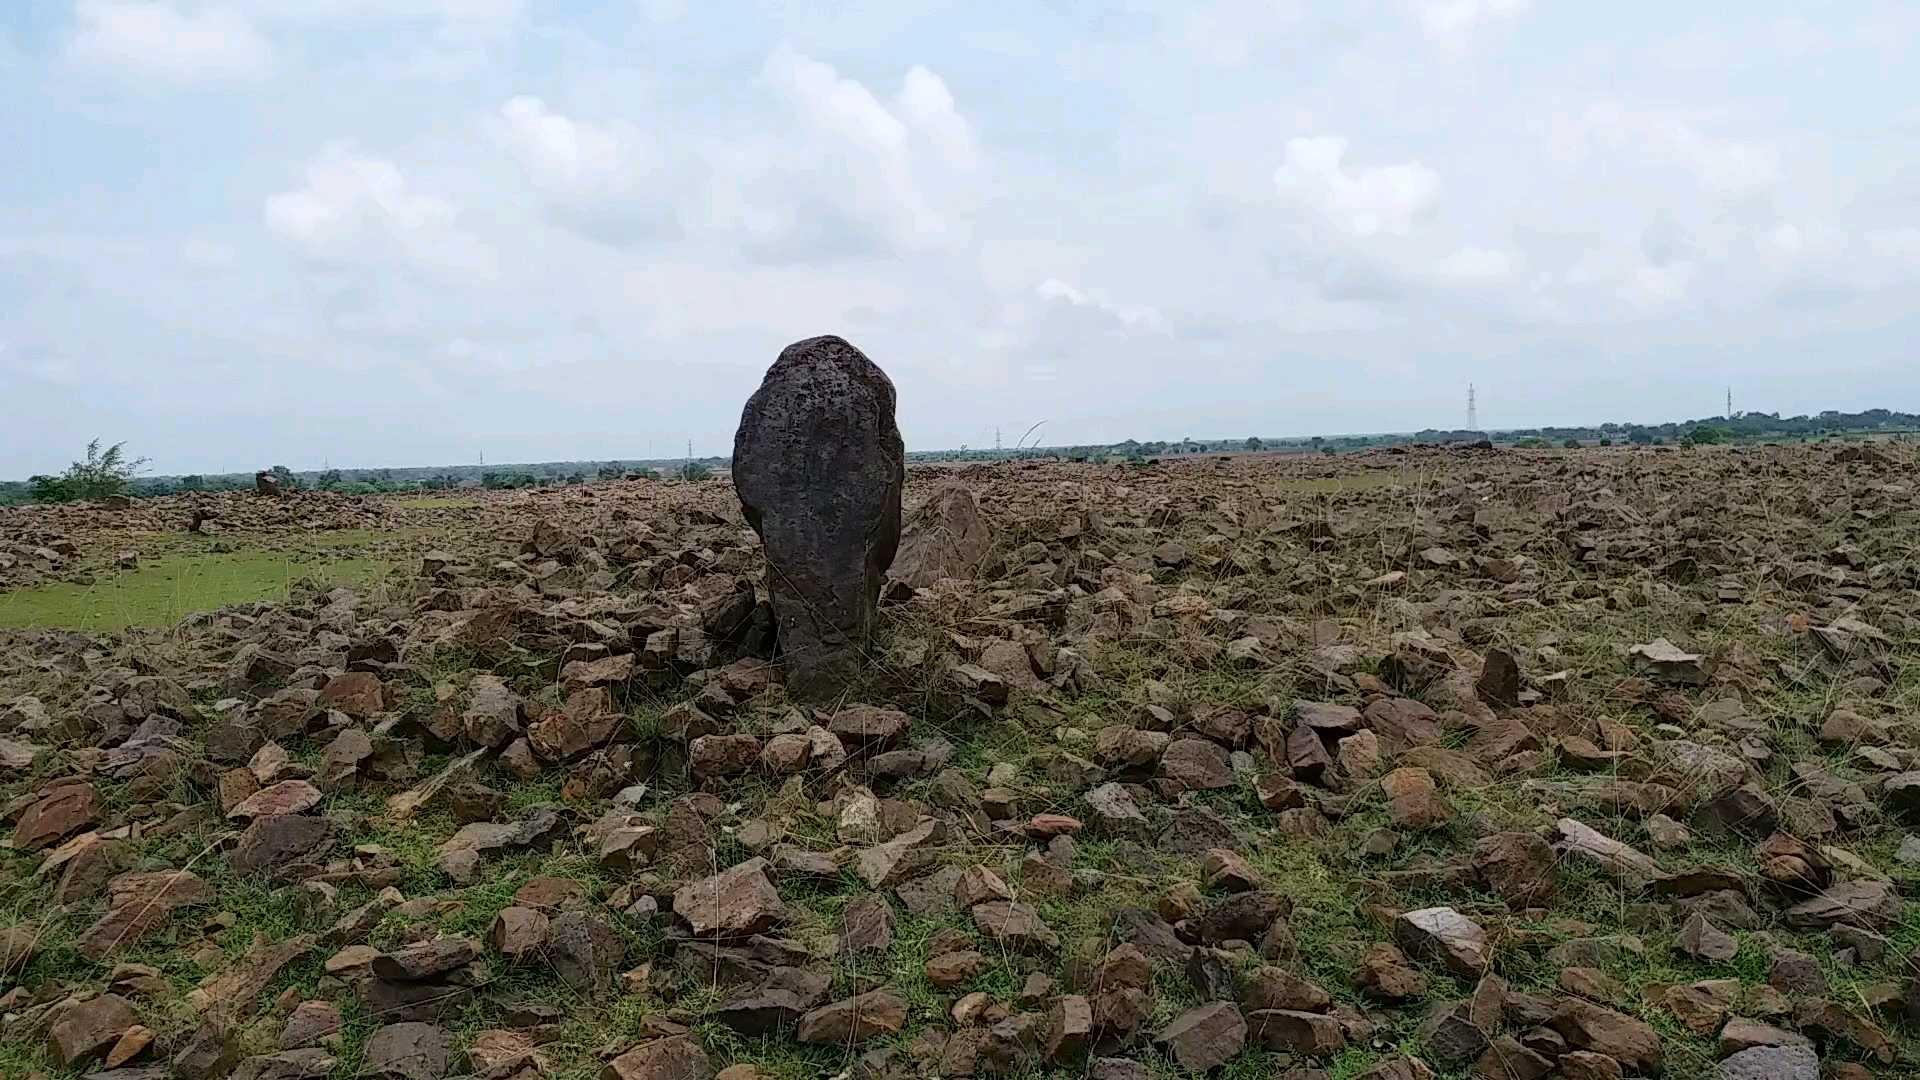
top-left (677, 462), bottom-right (713, 482)
top-left (31, 439), bottom-right (149, 503)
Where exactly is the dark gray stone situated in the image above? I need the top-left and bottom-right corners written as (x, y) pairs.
top-left (1716, 1044), bottom-right (1818, 1080)
top-left (733, 335), bottom-right (904, 700)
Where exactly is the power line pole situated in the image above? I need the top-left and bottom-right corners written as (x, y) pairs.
top-left (995, 426), bottom-right (1002, 453)
top-left (1467, 383), bottom-right (1478, 431)
top-left (1726, 386), bottom-right (1734, 419)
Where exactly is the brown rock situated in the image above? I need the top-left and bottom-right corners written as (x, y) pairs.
top-left (602, 1035), bottom-right (714, 1080)
top-left (362, 1021), bottom-right (451, 1080)
top-left (371, 938), bottom-right (480, 982)
top-left (1249, 1009), bottom-right (1345, 1055)
top-left (528, 688), bottom-right (623, 760)
top-left (1046, 994), bottom-right (1092, 1065)
top-left (1240, 966), bottom-right (1332, 1013)
top-left (1156, 1002), bottom-right (1247, 1072)
top-left (689, 734), bottom-right (762, 779)
top-left (1395, 907), bottom-right (1490, 977)
top-left (1472, 1035), bottom-right (1552, 1080)
top-left (890, 480), bottom-right (990, 589)
top-left (838, 894), bottom-right (894, 956)
top-left (79, 870), bottom-right (216, 959)
top-left (48, 994), bottom-right (136, 1066)
top-left (231, 813), bottom-right (332, 875)
top-left (1550, 998), bottom-right (1662, 1073)
top-left (491, 907), bottom-right (550, 957)
top-left (227, 779), bottom-right (323, 820)
top-left (1476, 649), bottom-right (1522, 705)
top-left (1382, 767), bottom-right (1452, 828)
top-left (1661, 978), bottom-right (1737, 1034)
top-left (927, 950), bottom-right (987, 988)
top-left (954, 865), bottom-right (1013, 908)
top-left (188, 934), bottom-right (316, 1018)
top-left (1355, 942), bottom-right (1426, 1001)
top-left (827, 705), bottom-right (912, 749)
top-left (280, 1001), bottom-right (344, 1049)
top-left (1473, 831), bottom-right (1557, 906)
top-left (973, 900), bottom-right (1059, 956)
top-left (672, 859), bottom-right (786, 938)
top-left (796, 988), bottom-right (908, 1044)
top-left (316, 672), bottom-right (384, 719)
top-left (1676, 912), bottom-right (1736, 962)
top-left (13, 782), bottom-right (101, 851)
top-left (1161, 737), bottom-right (1235, 790)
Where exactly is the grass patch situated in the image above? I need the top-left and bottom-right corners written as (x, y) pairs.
top-left (0, 548), bottom-right (394, 631)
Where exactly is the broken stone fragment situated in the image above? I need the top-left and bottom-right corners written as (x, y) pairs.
top-left (1395, 907), bottom-right (1490, 977)
top-left (795, 988), bottom-right (909, 1045)
top-left (671, 858), bottom-right (786, 938)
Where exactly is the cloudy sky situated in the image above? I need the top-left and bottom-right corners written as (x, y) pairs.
top-left (4, 1), bottom-right (1919, 476)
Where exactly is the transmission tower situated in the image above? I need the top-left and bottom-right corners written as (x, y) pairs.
top-left (1467, 383), bottom-right (1478, 431)
top-left (1726, 386), bottom-right (1734, 419)
top-left (995, 426), bottom-right (1002, 453)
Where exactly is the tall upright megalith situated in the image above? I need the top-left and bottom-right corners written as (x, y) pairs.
top-left (733, 335), bottom-right (905, 700)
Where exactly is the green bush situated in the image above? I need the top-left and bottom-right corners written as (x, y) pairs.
top-left (29, 439), bottom-right (149, 503)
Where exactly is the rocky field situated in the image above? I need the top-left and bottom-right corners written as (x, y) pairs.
top-left (2, 442), bottom-right (1918, 1080)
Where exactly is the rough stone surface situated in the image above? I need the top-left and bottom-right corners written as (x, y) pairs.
top-left (732, 335), bottom-right (904, 699)
top-left (1716, 1044), bottom-right (1818, 1080)
top-left (599, 1030), bottom-right (714, 1068)
top-left (48, 994), bottom-right (136, 1066)
top-left (890, 480), bottom-right (990, 589)
top-left (795, 989), bottom-right (908, 1044)
top-left (1395, 906), bottom-right (1490, 976)
top-left (361, 1022), bottom-right (452, 1080)
top-left (673, 859), bottom-right (786, 938)
top-left (1157, 1002), bottom-right (1247, 1072)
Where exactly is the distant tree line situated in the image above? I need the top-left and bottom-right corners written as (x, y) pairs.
top-left (0, 453), bottom-right (726, 505)
top-left (6, 409), bottom-right (1915, 505)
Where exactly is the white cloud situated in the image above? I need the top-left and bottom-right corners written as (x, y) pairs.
top-left (494, 96), bottom-right (641, 203)
top-left (264, 144), bottom-right (495, 277)
top-left (1432, 245), bottom-right (1516, 282)
top-left (747, 47), bottom-right (980, 256)
top-left (1417, 0), bottom-right (1529, 47)
top-left (1189, 1), bottom-right (1308, 66)
top-left (1560, 103), bottom-right (1781, 195)
top-left (1036, 278), bottom-right (1169, 333)
top-left (229, 0), bottom-right (522, 27)
top-left (69, 1), bottom-right (272, 81)
top-left (1274, 136), bottom-right (1440, 237)
top-left (1867, 228), bottom-right (1920, 266)
top-left (896, 65), bottom-right (978, 170)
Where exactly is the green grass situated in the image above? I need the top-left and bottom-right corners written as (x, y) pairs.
top-left (0, 548), bottom-right (393, 631)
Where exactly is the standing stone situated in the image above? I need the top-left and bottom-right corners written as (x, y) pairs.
top-left (733, 335), bottom-right (904, 700)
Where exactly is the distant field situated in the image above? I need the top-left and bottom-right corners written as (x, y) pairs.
top-left (1266, 470), bottom-right (1412, 494)
top-left (391, 495), bottom-right (481, 509)
top-left (0, 548), bottom-right (393, 631)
